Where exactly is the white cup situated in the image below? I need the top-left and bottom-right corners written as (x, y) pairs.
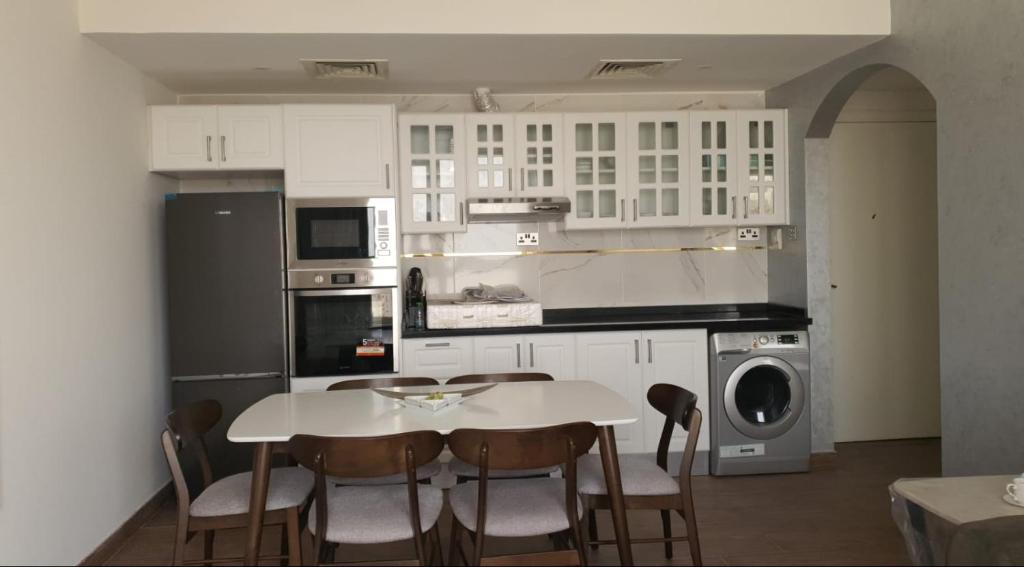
top-left (1006, 477), bottom-right (1024, 504)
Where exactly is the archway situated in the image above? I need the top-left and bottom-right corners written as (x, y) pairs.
top-left (804, 65), bottom-right (940, 447)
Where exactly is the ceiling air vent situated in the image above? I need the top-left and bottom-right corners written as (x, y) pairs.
top-left (588, 58), bottom-right (681, 80)
top-left (300, 59), bottom-right (389, 80)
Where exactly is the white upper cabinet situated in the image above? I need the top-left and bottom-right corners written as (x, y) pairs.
top-left (626, 112), bottom-right (690, 229)
top-left (737, 109), bottom-right (788, 225)
top-left (689, 111), bottom-right (737, 226)
top-left (150, 105), bottom-right (283, 172)
top-left (284, 105), bottom-right (395, 198)
top-left (398, 114), bottom-right (467, 234)
top-left (465, 114), bottom-right (517, 198)
top-left (564, 113), bottom-right (627, 230)
top-left (515, 114), bottom-right (564, 197)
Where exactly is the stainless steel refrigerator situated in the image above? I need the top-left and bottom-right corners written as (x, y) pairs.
top-left (166, 191), bottom-right (287, 479)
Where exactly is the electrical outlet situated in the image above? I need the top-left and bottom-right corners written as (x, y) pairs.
top-left (516, 232), bottom-right (539, 246)
top-left (737, 227), bottom-right (761, 241)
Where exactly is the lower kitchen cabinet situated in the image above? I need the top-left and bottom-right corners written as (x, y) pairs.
top-left (575, 331), bottom-right (646, 453)
top-left (640, 329), bottom-right (709, 452)
top-left (401, 337), bottom-right (474, 379)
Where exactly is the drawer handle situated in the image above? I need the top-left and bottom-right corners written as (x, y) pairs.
top-left (425, 342), bottom-right (450, 348)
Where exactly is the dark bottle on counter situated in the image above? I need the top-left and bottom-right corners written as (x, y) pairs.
top-left (405, 267), bottom-right (427, 330)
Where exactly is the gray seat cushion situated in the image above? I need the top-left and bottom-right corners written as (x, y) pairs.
top-left (578, 454), bottom-right (680, 496)
top-left (308, 484), bottom-right (443, 544)
top-left (449, 478), bottom-right (582, 538)
top-left (448, 456), bottom-right (559, 479)
top-left (190, 467), bottom-right (313, 517)
top-left (329, 459), bottom-right (443, 486)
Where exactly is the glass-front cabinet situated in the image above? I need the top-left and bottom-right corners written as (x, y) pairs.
top-left (689, 111), bottom-right (736, 226)
top-left (626, 112), bottom-right (690, 228)
top-left (464, 114), bottom-right (517, 198)
top-left (398, 114), bottom-right (467, 234)
top-left (564, 113), bottom-right (627, 230)
top-left (737, 110), bottom-right (787, 225)
top-left (515, 114), bottom-right (563, 197)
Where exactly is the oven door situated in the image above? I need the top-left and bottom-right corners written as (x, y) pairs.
top-left (289, 288), bottom-right (396, 378)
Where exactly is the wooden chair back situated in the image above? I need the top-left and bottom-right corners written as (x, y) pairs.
top-left (446, 372), bottom-right (554, 385)
top-left (646, 383), bottom-right (702, 479)
top-left (326, 376), bottom-right (439, 391)
top-left (161, 400), bottom-right (222, 513)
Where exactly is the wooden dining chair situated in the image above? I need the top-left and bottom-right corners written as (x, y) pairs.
top-left (447, 422), bottom-right (598, 566)
top-left (578, 383), bottom-right (703, 565)
top-left (161, 400), bottom-right (312, 566)
top-left (445, 372), bottom-right (561, 483)
top-left (288, 431), bottom-right (446, 566)
top-left (325, 377), bottom-right (444, 486)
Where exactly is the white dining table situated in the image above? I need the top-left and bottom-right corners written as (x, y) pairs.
top-left (228, 380), bottom-right (640, 565)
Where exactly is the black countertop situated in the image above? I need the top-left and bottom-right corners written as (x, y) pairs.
top-left (402, 303), bottom-right (811, 338)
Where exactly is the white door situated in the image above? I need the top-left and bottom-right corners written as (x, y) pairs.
top-left (284, 105), bottom-right (395, 198)
top-left (472, 335), bottom-right (524, 373)
top-left (575, 331), bottom-right (644, 453)
top-left (515, 114), bottom-right (563, 197)
top-left (149, 105), bottom-right (219, 171)
top-left (564, 113), bottom-right (627, 230)
top-left (640, 330), bottom-right (709, 453)
top-left (737, 110), bottom-right (788, 225)
top-left (689, 111), bottom-right (737, 226)
top-left (399, 114), bottom-right (467, 234)
top-left (626, 112), bottom-right (690, 228)
top-left (401, 337), bottom-right (474, 380)
top-left (524, 333), bottom-right (576, 380)
top-left (217, 105), bottom-right (284, 170)
top-left (465, 114), bottom-right (517, 198)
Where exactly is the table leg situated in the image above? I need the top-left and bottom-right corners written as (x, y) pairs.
top-left (597, 425), bottom-right (633, 566)
top-left (245, 442), bottom-right (273, 565)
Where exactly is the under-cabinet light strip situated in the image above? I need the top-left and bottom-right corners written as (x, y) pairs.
top-left (401, 245), bottom-right (765, 258)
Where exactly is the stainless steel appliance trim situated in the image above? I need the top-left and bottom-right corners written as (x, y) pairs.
top-left (292, 288), bottom-right (394, 298)
top-left (171, 372), bottom-right (283, 382)
top-left (287, 267), bottom-right (398, 289)
top-left (722, 355), bottom-right (805, 441)
top-left (285, 197), bottom-right (397, 270)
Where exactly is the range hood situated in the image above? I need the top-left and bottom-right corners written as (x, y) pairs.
top-left (466, 197), bottom-right (571, 223)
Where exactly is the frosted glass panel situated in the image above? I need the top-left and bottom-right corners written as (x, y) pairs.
top-left (477, 124), bottom-right (487, 142)
top-left (412, 193), bottom-right (430, 222)
top-left (542, 147), bottom-right (553, 165)
top-left (493, 147), bottom-right (504, 165)
top-left (411, 159), bottom-right (430, 189)
top-left (435, 126), bottom-right (454, 154)
top-left (638, 155), bottom-right (656, 183)
top-left (598, 157), bottom-right (616, 184)
top-left (662, 188), bottom-right (679, 216)
top-left (542, 124), bottom-right (553, 142)
top-left (662, 122), bottom-right (679, 150)
top-left (717, 155), bottom-right (728, 182)
top-left (598, 190), bottom-right (617, 218)
top-left (701, 122), bottom-right (711, 149)
top-left (526, 147), bottom-right (537, 165)
top-left (749, 154), bottom-right (760, 181)
top-left (438, 193), bottom-right (456, 223)
top-left (410, 126), bottom-right (430, 154)
top-left (749, 190), bottom-right (760, 215)
top-left (477, 170), bottom-right (488, 187)
top-left (528, 170), bottom-right (538, 187)
top-left (702, 187), bottom-right (712, 215)
top-left (437, 159), bottom-right (455, 188)
top-left (765, 121), bottom-right (774, 148)
top-left (661, 155), bottom-right (678, 183)
top-left (494, 169), bottom-right (504, 188)
top-left (749, 121), bottom-right (759, 149)
top-left (638, 122), bottom-right (655, 150)
top-left (543, 170), bottom-right (553, 187)
top-left (764, 186), bottom-right (775, 214)
top-left (639, 189), bottom-right (657, 217)
top-left (575, 123), bottom-right (593, 151)
top-left (527, 124), bottom-right (537, 142)
top-left (716, 121), bottom-right (727, 149)
top-left (576, 190), bottom-right (594, 218)
top-left (702, 154), bottom-right (712, 183)
top-left (765, 153), bottom-right (775, 181)
top-left (717, 187), bottom-right (728, 215)
top-left (598, 123), bottom-right (615, 151)
top-left (477, 147), bottom-right (488, 166)
top-left (576, 157), bottom-right (593, 185)
top-left (493, 124), bottom-right (503, 142)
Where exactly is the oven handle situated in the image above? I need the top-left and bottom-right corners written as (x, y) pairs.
top-left (290, 288), bottom-right (395, 298)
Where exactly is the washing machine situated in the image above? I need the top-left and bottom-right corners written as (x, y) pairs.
top-left (709, 331), bottom-right (810, 475)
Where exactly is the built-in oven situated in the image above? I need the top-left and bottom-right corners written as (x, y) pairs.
top-left (288, 269), bottom-right (399, 379)
top-left (285, 197), bottom-right (396, 271)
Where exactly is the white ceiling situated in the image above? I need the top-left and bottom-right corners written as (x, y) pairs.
top-left (87, 33), bottom-right (887, 94)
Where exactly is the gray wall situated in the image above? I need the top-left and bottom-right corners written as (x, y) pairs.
top-left (766, 0), bottom-right (1024, 475)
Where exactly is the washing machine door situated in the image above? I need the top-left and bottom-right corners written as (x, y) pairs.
top-left (724, 356), bottom-right (805, 440)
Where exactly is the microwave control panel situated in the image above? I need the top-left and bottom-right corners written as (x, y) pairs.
top-left (376, 208), bottom-right (392, 257)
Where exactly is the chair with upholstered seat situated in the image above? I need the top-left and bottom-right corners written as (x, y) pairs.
top-left (325, 377), bottom-right (443, 485)
top-left (288, 431), bottom-right (446, 566)
top-left (445, 373), bottom-right (562, 482)
top-left (161, 400), bottom-right (312, 566)
top-left (579, 383), bottom-right (703, 565)
top-left (447, 422), bottom-right (597, 566)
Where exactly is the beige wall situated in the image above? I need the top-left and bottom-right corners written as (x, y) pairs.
top-left (0, 2), bottom-right (176, 564)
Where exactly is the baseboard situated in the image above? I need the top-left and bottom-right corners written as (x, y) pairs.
top-left (810, 451), bottom-right (838, 471)
top-left (79, 482), bottom-right (173, 566)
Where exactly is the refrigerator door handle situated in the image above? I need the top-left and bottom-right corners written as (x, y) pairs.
top-left (171, 372), bottom-right (284, 382)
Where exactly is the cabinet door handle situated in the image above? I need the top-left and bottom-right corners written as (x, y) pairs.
top-left (621, 199), bottom-right (625, 222)
top-left (634, 339), bottom-right (640, 364)
top-left (731, 196), bottom-right (737, 219)
top-left (633, 198), bottom-right (638, 222)
top-left (647, 339), bottom-right (653, 363)
top-left (425, 342), bottom-right (450, 348)
top-left (529, 343), bottom-right (534, 367)
top-left (459, 202), bottom-right (465, 225)
top-left (743, 195), bottom-right (749, 219)
top-left (508, 168), bottom-right (513, 192)
top-left (516, 343), bottom-right (522, 368)
top-left (386, 163), bottom-right (391, 189)
top-left (220, 135), bottom-right (226, 162)
top-left (206, 135), bottom-right (212, 162)
top-left (520, 168), bottom-right (525, 191)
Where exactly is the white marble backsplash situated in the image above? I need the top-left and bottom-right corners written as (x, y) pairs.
top-left (404, 223), bottom-right (768, 309)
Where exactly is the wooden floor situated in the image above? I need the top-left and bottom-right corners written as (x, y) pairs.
top-left (105, 438), bottom-right (939, 566)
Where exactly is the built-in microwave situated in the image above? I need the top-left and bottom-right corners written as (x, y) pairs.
top-left (285, 197), bottom-right (396, 271)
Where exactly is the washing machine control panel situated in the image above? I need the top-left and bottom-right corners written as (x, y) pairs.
top-left (713, 331), bottom-right (809, 353)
